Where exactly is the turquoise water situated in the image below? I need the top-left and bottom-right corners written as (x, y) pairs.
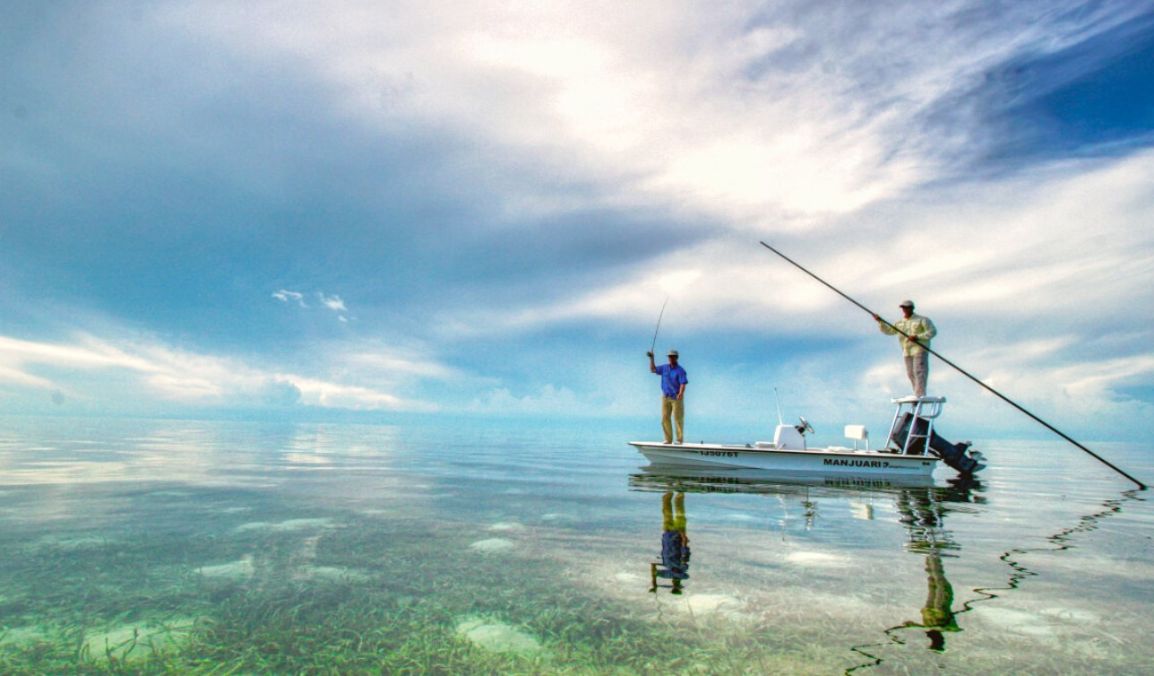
top-left (0, 416), bottom-right (1151, 674)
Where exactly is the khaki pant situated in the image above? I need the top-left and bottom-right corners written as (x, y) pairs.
top-left (662, 491), bottom-right (686, 531)
top-left (905, 352), bottom-right (930, 397)
top-left (661, 396), bottom-right (684, 443)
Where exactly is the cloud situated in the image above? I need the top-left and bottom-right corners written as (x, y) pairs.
top-left (273, 290), bottom-right (308, 307)
top-left (423, 148), bottom-right (1154, 438)
top-left (273, 290), bottom-right (350, 322)
top-left (341, 349), bottom-right (458, 381)
top-left (960, 12), bottom-right (1154, 166)
top-left (164, 0), bottom-right (1150, 228)
top-left (0, 332), bottom-right (437, 414)
top-left (467, 384), bottom-right (581, 416)
top-left (445, 147), bottom-right (1154, 338)
top-left (258, 379), bottom-right (302, 407)
top-left (319, 294), bottom-right (346, 312)
top-left (2, 1), bottom-right (1152, 442)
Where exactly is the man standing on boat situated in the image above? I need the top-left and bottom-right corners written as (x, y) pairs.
top-left (647, 348), bottom-right (687, 444)
top-left (873, 300), bottom-right (937, 397)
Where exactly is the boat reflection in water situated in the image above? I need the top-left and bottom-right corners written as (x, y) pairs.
top-left (629, 466), bottom-right (983, 653)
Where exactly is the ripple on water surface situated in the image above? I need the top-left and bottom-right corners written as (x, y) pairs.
top-left (0, 420), bottom-right (1150, 674)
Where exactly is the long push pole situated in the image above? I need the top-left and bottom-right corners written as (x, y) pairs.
top-left (759, 241), bottom-right (1147, 491)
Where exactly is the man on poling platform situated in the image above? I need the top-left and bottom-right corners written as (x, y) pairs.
top-left (874, 300), bottom-right (937, 397)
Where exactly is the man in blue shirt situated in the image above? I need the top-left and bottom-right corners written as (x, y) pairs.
top-left (647, 348), bottom-right (688, 444)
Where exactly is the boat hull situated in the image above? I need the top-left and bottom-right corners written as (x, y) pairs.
top-left (629, 441), bottom-right (938, 477)
top-left (629, 466), bottom-right (938, 493)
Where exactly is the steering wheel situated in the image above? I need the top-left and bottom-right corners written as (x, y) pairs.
top-left (798, 416), bottom-right (815, 435)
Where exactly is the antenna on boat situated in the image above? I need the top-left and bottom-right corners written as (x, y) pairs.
top-left (774, 387), bottom-right (784, 426)
top-left (759, 240), bottom-right (1147, 491)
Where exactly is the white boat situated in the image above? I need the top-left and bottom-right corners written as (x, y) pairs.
top-left (629, 396), bottom-right (985, 478)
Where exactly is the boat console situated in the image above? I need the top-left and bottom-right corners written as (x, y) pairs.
top-left (772, 423), bottom-right (807, 450)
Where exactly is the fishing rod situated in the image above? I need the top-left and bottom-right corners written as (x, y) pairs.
top-left (648, 296), bottom-right (669, 356)
top-left (759, 240), bottom-right (1147, 491)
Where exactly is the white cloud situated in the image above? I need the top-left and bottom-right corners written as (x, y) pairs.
top-left (175, 1), bottom-right (1145, 339)
top-left (287, 376), bottom-right (411, 411)
top-left (6, 1), bottom-right (1151, 442)
top-left (165, 0), bottom-right (1143, 227)
top-left (0, 333), bottom-right (437, 413)
top-left (453, 148), bottom-right (1154, 340)
top-left (169, 1), bottom-right (1152, 355)
top-left (0, 362), bottom-right (54, 389)
top-left (467, 384), bottom-right (581, 415)
top-left (273, 289), bottom-right (307, 307)
top-left (319, 293), bottom-right (347, 312)
top-left (341, 350), bottom-right (459, 381)
top-left (274, 290), bottom-right (351, 322)
top-left (427, 148), bottom-right (1154, 438)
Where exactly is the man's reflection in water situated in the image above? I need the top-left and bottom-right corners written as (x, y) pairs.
top-left (897, 488), bottom-right (961, 651)
top-left (650, 491), bottom-right (690, 594)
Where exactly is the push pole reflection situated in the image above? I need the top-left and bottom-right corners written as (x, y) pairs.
top-left (894, 484), bottom-right (970, 651)
top-left (845, 476), bottom-right (982, 673)
top-left (649, 492), bottom-right (691, 594)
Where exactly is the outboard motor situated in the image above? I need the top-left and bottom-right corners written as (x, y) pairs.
top-left (891, 413), bottom-right (985, 475)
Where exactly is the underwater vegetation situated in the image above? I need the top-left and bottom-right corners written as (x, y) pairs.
top-left (0, 493), bottom-right (867, 673)
top-left (3, 484), bottom-right (1149, 675)
top-left (1, 423), bottom-right (1151, 674)
top-left (0, 485), bottom-right (861, 675)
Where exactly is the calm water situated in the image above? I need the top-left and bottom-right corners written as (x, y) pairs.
top-left (0, 416), bottom-right (1151, 674)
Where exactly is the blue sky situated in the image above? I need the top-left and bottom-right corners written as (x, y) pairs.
top-left (2, 1), bottom-right (1153, 443)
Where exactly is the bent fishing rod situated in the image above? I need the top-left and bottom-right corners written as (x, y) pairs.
top-left (759, 240), bottom-right (1147, 491)
top-left (649, 296), bottom-right (669, 356)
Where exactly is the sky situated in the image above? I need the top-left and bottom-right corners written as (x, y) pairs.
top-left (2, 1), bottom-right (1153, 444)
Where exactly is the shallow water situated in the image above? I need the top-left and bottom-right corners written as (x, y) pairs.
top-left (0, 416), bottom-right (1151, 674)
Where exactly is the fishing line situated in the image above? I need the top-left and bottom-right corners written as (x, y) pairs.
top-left (759, 240), bottom-right (1146, 491)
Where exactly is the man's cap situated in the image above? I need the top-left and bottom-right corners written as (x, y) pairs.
top-left (899, 300), bottom-right (915, 308)
top-left (667, 349), bottom-right (679, 357)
